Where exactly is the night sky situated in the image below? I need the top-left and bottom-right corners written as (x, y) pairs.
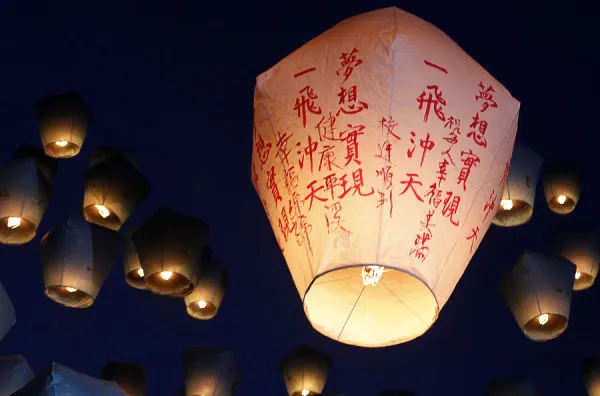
top-left (0, 1), bottom-right (597, 395)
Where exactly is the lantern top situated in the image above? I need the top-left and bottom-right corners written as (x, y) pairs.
top-left (279, 345), bottom-right (333, 370)
top-left (89, 146), bottom-right (140, 170)
top-left (34, 90), bottom-right (91, 120)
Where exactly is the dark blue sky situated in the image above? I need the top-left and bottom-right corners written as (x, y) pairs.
top-left (0, 1), bottom-right (596, 395)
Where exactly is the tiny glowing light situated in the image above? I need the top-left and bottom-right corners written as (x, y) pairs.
top-left (160, 271), bottom-right (173, 281)
top-left (538, 313), bottom-right (549, 326)
top-left (65, 287), bottom-right (77, 293)
top-left (137, 268), bottom-right (144, 277)
top-left (557, 195), bottom-right (567, 205)
top-left (198, 300), bottom-right (207, 309)
top-left (6, 217), bottom-right (21, 229)
top-left (500, 199), bottom-right (513, 210)
top-left (55, 140), bottom-right (69, 147)
top-left (302, 390), bottom-right (310, 396)
top-left (95, 204), bottom-right (110, 219)
top-left (575, 271), bottom-right (581, 280)
top-left (362, 265), bottom-right (384, 286)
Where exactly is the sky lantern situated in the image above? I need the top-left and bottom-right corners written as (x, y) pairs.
top-left (184, 257), bottom-right (227, 320)
top-left (251, 6), bottom-right (520, 347)
top-left (184, 346), bottom-right (240, 396)
top-left (0, 355), bottom-right (34, 395)
top-left (492, 143), bottom-right (542, 227)
top-left (132, 208), bottom-right (208, 297)
top-left (102, 362), bottom-right (147, 396)
top-left (123, 232), bottom-right (147, 290)
top-left (553, 225), bottom-right (599, 291)
top-left (41, 213), bottom-right (119, 308)
top-left (582, 357), bottom-right (600, 396)
top-left (83, 146), bottom-right (151, 231)
top-left (34, 91), bottom-right (90, 159)
top-left (542, 160), bottom-right (582, 215)
top-left (279, 345), bottom-right (332, 396)
top-left (498, 251), bottom-right (575, 342)
top-left (484, 375), bottom-right (538, 396)
top-left (0, 145), bottom-right (56, 245)
top-left (0, 279), bottom-right (15, 342)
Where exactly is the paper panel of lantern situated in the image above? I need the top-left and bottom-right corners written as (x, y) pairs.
top-left (582, 357), bottom-right (600, 396)
top-left (252, 7), bottom-right (520, 347)
top-left (184, 260), bottom-right (227, 320)
top-left (184, 346), bottom-right (240, 396)
top-left (0, 355), bottom-right (35, 395)
top-left (279, 345), bottom-right (332, 396)
top-left (102, 362), bottom-right (147, 396)
top-left (553, 226), bottom-right (600, 291)
top-left (0, 279), bottom-right (15, 342)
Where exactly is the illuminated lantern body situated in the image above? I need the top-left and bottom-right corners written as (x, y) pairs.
top-left (83, 147), bottom-right (151, 231)
top-left (0, 355), bottom-right (34, 395)
top-left (484, 376), bottom-right (538, 396)
top-left (184, 346), bottom-right (240, 396)
top-left (34, 91), bottom-right (90, 159)
top-left (41, 214), bottom-right (119, 308)
top-left (252, 7), bottom-right (520, 346)
top-left (184, 259), bottom-right (227, 320)
top-left (553, 226), bottom-right (599, 291)
top-left (132, 208), bottom-right (208, 297)
top-left (123, 234), bottom-right (147, 290)
top-left (542, 160), bottom-right (582, 215)
top-left (492, 143), bottom-right (542, 227)
top-left (0, 276), bottom-right (15, 342)
top-left (582, 357), bottom-right (600, 396)
top-left (279, 345), bottom-right (332, 396)
top-left (498, 251), bottom-right (575, 341)
top-left (102, 362), bottom-right (147, 396)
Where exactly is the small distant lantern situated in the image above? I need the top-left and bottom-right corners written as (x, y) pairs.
top-left (184, 346), bottom-right (240, 396)
top-left (582, 357), bottom-right (600, 396)
top-left (279, 345), bottom-right (332, 396)
top-left (380, 391), bottom-right (415, 396)
top-left (102, 362), bottom-right (147, 396)
top-left (83, 147), bottom-right (151, 231)
top-left (34, 91), bottom-right (91, 159)
top-left (41, 214), bottom-right (119, 308)
top-left (0, 355), bottom-right (34, 395)
top-left (132, 208), bottom-right (208, 297)
top-left (542, 160), bottom-right (582, 215)
top-left (493, 143), bottom-right (543, 227)
top-left (498, 251), bottom-right (575, 342)
top-left (0, 146), bottom-right (56, 245)
top-left (184, 259), bottom-right (227, 320)
top-left (123, 232), bottom-right (147, 290)
top-left (484, 375), bottom-right (538, 396)
top-left (0, 277), bottom-right (16, 342)
top-left (553, 225), bottom-right (599, 291)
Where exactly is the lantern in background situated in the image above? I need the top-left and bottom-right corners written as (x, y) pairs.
top-left (34, 91), bottom-right (90, 158)
top-left (582, 357), bottom-right (600, 396)
top-left (12, 362), bottom-right (127, 395)
top-left (102, 362), bottom-right (147, 396)
top-left (252, 6), bottom-right (520, 347)
top-left (492, 143), bottom-right (542, 227)
top-left (553, 225), bottom-right (599, 291)
top-left (0, 355), bottom-right (34, 395)
top-left (279, 345), bottom-right (332, 396)
top-left (542, 160), bottom-right (582, 215)
top-left (184, 258), bottom-right (227, 320)
top-left (498, 251), bottom-right (575, 341)
top-left (380, 391), bottom-right (415, 396)
top-left (123, 232), bottom-right (147, 291)
top-left (41, 213), bottom-right (119, 308)
top-left (484, 375), bottom-right (538, 396)
top-left (0, 146), bottom-right (56, 245)
top-left (132, 208), bottom-right (208, 297)
top-left (0, 279), bottom-right (15, 342)
top-left (83, 147), bottom-right (151, 231)
top-left (184, 346), bottom-right (240, 396)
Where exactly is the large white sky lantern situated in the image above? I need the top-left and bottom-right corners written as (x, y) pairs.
top-left (252, 7), bottom-right (520, 347)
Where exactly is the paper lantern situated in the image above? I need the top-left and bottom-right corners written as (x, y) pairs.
top-left (279, 345), bottom-right (332, 396)
top-left (498, 251), bottom-right (575, 341)
top-left (123, 233), bottom-right (147, 290)
top-left (492, 143), bottom-right (542, 227)
top-left (41, 213), bottom-right (119, 308)
top-left (89, 145), bottom-right (139, 169)
top-left (542, 160), bottom-right (582, 215)
top-left (0, 147), bottom-right (55, 245)
top-left (553, 225), bottom-right (599, 291)
top-left (184, 346), bottom-right (240, 396)
top-left (12, 144), bottom-right (59, 184)
top-left (12, 362), bottom-right (127, 395)
top-left (102, 362), bottom-right (147, 396)
top-left (132, 208), bottom-right (208, 297)
top-left (380, 391), bottom-right (415, 396)
top-left (184, 259), bottom-right (227, 320)
top-left (251, 6), bottom-right (520, 347)
top-left (0, 355), bottom-right (34, 394)
top-left (34, 91), bottom-right (91, 158)
top-left (83, 147), bottom-right (151, 231)
top-left (582, 357), bottom-right (600, 396)
top-left (0, 276), bottom-right (16, 342)
top-left (484, 376), bottom-right (538, 396)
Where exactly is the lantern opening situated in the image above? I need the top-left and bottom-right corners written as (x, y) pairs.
top-left (145, 271), bottom-right (194, 297)
top-left (494, 199), bottom-right (532, 227)
top-left (83, 204), bottom-right (123, 230)
top-left (303, 266), bottom-right (438, 347)
top-left (548, 194), bottom-right (576, 214)
top-left (45, 285), bottom-right (94, 308)
top-left (125, 269), bottom-right (147, 289)
top-left (186, 300), bottom-right (218, 319)
top-left (523, 313), bottom-right (568, 341)
top-left (43, 140), bottom-right (81, 159)
top-left (0, 216), bottom-right (37, 245)
top-left (574, 270), bottom-right (595, 290)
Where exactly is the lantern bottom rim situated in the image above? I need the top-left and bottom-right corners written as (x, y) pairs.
top-left (0, 217), bottom-right (37, 245)
top-left (574, 271), bottom-right (596, 291)
top-left (43, 141), bottom-right (81, 159)
top-left (303, 265), bottom-right (438, 347)
top-left (45, 285), bottom-right (94, 308)
top-left (125, 270), bottom-right (148, 290)
top-left (523, 313), bottom-right (568, 341)
top-left (186, 300), bottom-right (218, 320)
top-left (492, 199), bottom-right (532, 227)
top-left (145, 272), bottom-right (194, 297)
top-left (547, 195), bottom-right (577, 214)
top-left (83, 205), bottom-right (123, 231)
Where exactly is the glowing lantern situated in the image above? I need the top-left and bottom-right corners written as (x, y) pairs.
top-left (0, 279), bottom-right (15, 342)
top-left (184, 258), bottom-right (227, 320)
top-left (492, 143), bottom-right (542, 227)
top-left (0, 355), bottom-right (34, 395)
top-left (542, 160), bottom-right (582, 215)
top-left (553, 225), bottom-right (599, 291)
top-left (34, 91), bottom-right (91, 158)
top-left (184, 346), bottom-right (240, 396)
top-left (83, 147), bottom-right (151, 231)
top-left (484, 375), bottom-right (538, 396)
top-left (279, 345), bottom-right (332, 396)
top-left (41, 214), bottom-right (119, 308)
top-left (0, 146), bottom-right (56, 245)
top-left (252, 7), bottom-right (520, 347)
top-left (582, 357), bottom-right (600, 396)
top-left (498, 251), bottom-right (575, 341)
top-left (132, 208), bottom-right (208, 297)
top-left (123, 232), bottom-right (147, 291)
top-left (102, 362), bottom-right (147, 396)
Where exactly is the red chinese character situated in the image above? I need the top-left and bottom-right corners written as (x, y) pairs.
top-left (410, 246), bottom-right (430, 262)
top-left (458, 149), bottom-right (481, 191)
top-left (475, 82), bottom-right (498, 113)
top-left (284, 166), bottom-right (299, 190)
top-left (425, 183), bottom-right (443, 208)
top-left (442, 192), bottom-right (460, 226)
top-left (437, 159), bottom-right (449, 186)
top-left (466, 226), bottom-right (480, 253)
top-left (316, 112), bottom-right (337, 141)
top-left (296, 214), bottom-right (313, 253)
top-left (304, 180), bottom-right (327, 209)
top-left (340, 124), bottom-right (365, 166)
top-left (325, 201), bottom-right (350, 234)
top-left (255, 134), bottom-right (272, 166)
top-left (296, 135), bottom-right (318, 172)
top-left (338, 168), bottom-right (374, 199)
top-left (278, 201), bottom-right (297, 242)
top-left (407, 131), bottom-right (416, 158)
top-left (419, 133), bottom-right (435, 167)
top-left (417, 85), bottom-right (446, 123)
top-left (275, 131), bottom-right (292, 165)
top-left (399, 173), bottom-right (424, 202)
top-left (380, 116), bottom-right (401, 140)
top-left (376, 141), bottom-right (392, 163)
top-left (337, 86), bottom-right (369, 116)
top-left (444, 116), bottom-right (461, 131)
top-left (483, 190), bottom-right (497, 222)
top-left (267, 166), bottom-right (283, 208)
top-left (318, 144), bottom-right (342, 172)
top-left (467, 113), bottom-right (488, 148)
top-left (499, 160), bottom-right (510, 188)
top-left (336, 48), bottom-right (363, 83)
top-left (294, 85), bottom-right (323, 128)
top-left (376, 165), bottom-right (394, 190)
top-left (376, 190), bottom-right (394, 217)
top-left (417, 210), bottom-right (435, 244)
